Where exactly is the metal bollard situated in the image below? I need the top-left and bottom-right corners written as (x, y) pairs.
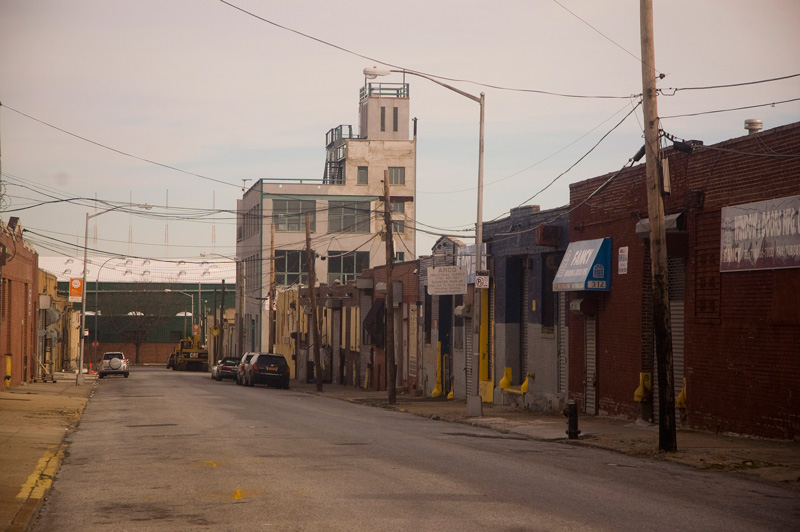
top-left (563, 400), bottom-right (581, 439)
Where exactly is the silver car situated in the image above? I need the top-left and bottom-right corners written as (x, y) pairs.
top-left (99, 352), bottom-right (129, 378)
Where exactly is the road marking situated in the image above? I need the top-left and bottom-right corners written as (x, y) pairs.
top-left (16, 445), bottom-right (64, 500)
top-left (233, 489), bottom-right (242, 500)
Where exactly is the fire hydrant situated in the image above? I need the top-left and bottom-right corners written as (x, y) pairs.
top-left (563, 400), bottom-right (581, 439)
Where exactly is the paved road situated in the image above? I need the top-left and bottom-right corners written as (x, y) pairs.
top-left (33, 367), bottom-right (798, 531)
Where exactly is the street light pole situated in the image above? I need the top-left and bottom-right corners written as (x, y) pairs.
top-left (364, 67), bottom-right (485, 416)
top-left (165, 289), bottom-right (194, 337)
top-left (77, 203), bottom-right (150, 385)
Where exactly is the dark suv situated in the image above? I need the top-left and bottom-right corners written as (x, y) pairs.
top-left (246, 353), bottom-right (290, 389)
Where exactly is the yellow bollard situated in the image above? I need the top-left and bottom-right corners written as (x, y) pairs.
top-left (431, 341), bottom-right (443, 398)
top-left (499, 367), bottom-right (512, 389)
top-left (520, 372), bottom-right (534, 394)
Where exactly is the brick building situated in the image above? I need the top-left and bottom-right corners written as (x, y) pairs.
top-left (1, 218), bottom-right (39, 389)
top-left (360, 260), bottom-right (420, 393)
top-left (483, 204), bottom-right (570, 411)
top-left (562, 121), bottom-right (800, 439)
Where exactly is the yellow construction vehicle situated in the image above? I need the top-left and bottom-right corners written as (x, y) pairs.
top-left (172, 335), bottom-right (209, 372)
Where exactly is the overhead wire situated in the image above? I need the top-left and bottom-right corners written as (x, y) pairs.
top-left (660, 97), bottom-right (800, 119)
top-left (0, 103), bottom-right (240, 189)
top-left (490, 99), bottom-right (643, 223)
top-left (218, 0), bottom-right (637, 100)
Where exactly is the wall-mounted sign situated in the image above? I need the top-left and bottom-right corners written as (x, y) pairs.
top-left (553, 238), bottom-right (612, 292)
top-left (427, 266), bottom-right (467, 295)
top-left (720, 194), bottom-right (800, 272)
top-left (618, 246), bottom-right (629, 275)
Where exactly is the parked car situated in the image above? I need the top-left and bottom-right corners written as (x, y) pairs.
top-left (211, 357), bottom-right (240, 381)
top-left (99, 352), bottom-right (129, 379)
top-left (236, 353), bottom-right (256, 386)
top-left (246, 353), bottom-right (290, 389)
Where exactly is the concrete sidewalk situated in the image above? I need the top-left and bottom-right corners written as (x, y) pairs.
top-left (0, 372), bottom-right (95, 532)
top-left (2, 373), bottom-right (798, 532)
top-left (292, 381), bottom-right (800, 492)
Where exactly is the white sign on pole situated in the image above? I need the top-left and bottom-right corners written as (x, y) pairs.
top-left (427, 266), bottom-right (468, 295)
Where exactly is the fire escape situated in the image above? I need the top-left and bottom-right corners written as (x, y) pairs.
top-left (323, 125), bottom-right (357, 184)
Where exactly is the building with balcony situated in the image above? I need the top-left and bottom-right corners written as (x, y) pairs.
top-left (237, 79), bottom-right (417, 354)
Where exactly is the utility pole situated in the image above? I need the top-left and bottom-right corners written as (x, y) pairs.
top-left (220, 280), bottom-right (226, 358)
top-left (383, 172), bottom-right (397, 404)
top-left (267, 223), bottom-right (276, 352)
top-left (305, 214), bottom-right (323, 392)
top-left (640, 0), bottom-right (676, 452)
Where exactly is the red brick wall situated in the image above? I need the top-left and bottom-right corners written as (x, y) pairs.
top-left (567, 122), bottom-right (800, 438)
top-left (87, 342), bottom-right (175, 368)
top-left (1, 225), bottom-right (39, 390)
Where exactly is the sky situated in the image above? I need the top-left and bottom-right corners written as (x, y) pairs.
top-left (1, 0), bottom-right (799, 265)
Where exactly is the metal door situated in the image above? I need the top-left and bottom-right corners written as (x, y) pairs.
top-left (585, 316), bottom-right (597, 415)
top-left (557, 293), bottom-right (568, 395)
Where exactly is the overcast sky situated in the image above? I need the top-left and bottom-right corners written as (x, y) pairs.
top-left (2, 0), bottom-right (799, 263)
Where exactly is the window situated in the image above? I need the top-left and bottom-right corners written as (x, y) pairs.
top-left (393, 107), bottom-right (398, 132)
top-left (394, 252), bottom-right (405, 263)
top-left (389, 167), bottom-right (405, 185)
top-left (274, 250), bottom-right (308, 286)
top-left (392, 220), bottom-right (405, 233)
top-left (357, 166), bottom-right (368, 185)
top-left (380, 107), bottom-right (386, 132)
top-left (273, 200), bottom-right (315, 232)
top-left (390, 201), bottom-right (405, 214)
top-left (329, 201), bottom-right (371, 233)
top-left (327, 251), bottom-right (370, 284)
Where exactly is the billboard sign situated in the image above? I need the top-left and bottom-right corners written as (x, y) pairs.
top-left (720, 195), bottom-right (800, 272)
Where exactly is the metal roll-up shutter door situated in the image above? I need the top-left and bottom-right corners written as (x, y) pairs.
top-left (585, 316), bottom-right (597, 415)
top-left (557, 293), bottom-right (568, 395)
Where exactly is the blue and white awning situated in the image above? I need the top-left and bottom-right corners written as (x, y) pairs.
top-left (553, 238), bottom-right (612, 292)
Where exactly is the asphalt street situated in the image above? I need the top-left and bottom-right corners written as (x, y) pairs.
top-left (31, 367), bottom-right (799, 531)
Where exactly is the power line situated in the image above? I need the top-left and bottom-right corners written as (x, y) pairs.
top-left (660, 97), bottom-right (800, 119)
top-left (492, 100), bottom-right (642, 222)
top-left (218, 0), bottom-right (637, 100)
top-left (552, 0), bottom-right (662, 76)
top-left (418, 100), bottom-right (638, 195)
top-left (0, 103), bottom-right (240, 189)
top-left (663, 72), bottom-right (800, 93)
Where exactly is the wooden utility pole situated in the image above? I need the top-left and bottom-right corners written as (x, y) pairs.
top-left (383, 171), bottom-right (397, 404)
top-left (305, 214), bottom-right (323, 392)
top-left (640, 0), bottom-right (676, 452)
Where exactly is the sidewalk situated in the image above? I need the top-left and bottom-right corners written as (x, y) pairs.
top-left (292, 381), bottom-right (800, 492)
top-left (0, 372), bottom-right (95, 532)
top-left (1, 375), bottom-right (798, 532)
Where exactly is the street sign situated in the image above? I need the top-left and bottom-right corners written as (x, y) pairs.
top-left (475, 275), bottom-right (490, 289)
top-left (69, 278), bottom-right (83, 303)
top-left (427, 266), bottom-right (467, 295)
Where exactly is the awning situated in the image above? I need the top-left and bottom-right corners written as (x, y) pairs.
top-left (553, 237), bottom-right (612, 292)
top-left (362, 298), bottom-right (385, 347)
top-left (635, 213), bottom-right (684, 238)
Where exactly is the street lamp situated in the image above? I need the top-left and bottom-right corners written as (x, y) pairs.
top-left (165, 289), bottom-right (194, 338)
top-left (364, 66), bottom-right (485, 416)
top-left (93, 255), bottom-right (124, 365)
top-left (77, 203), bottom-right (151, 385)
